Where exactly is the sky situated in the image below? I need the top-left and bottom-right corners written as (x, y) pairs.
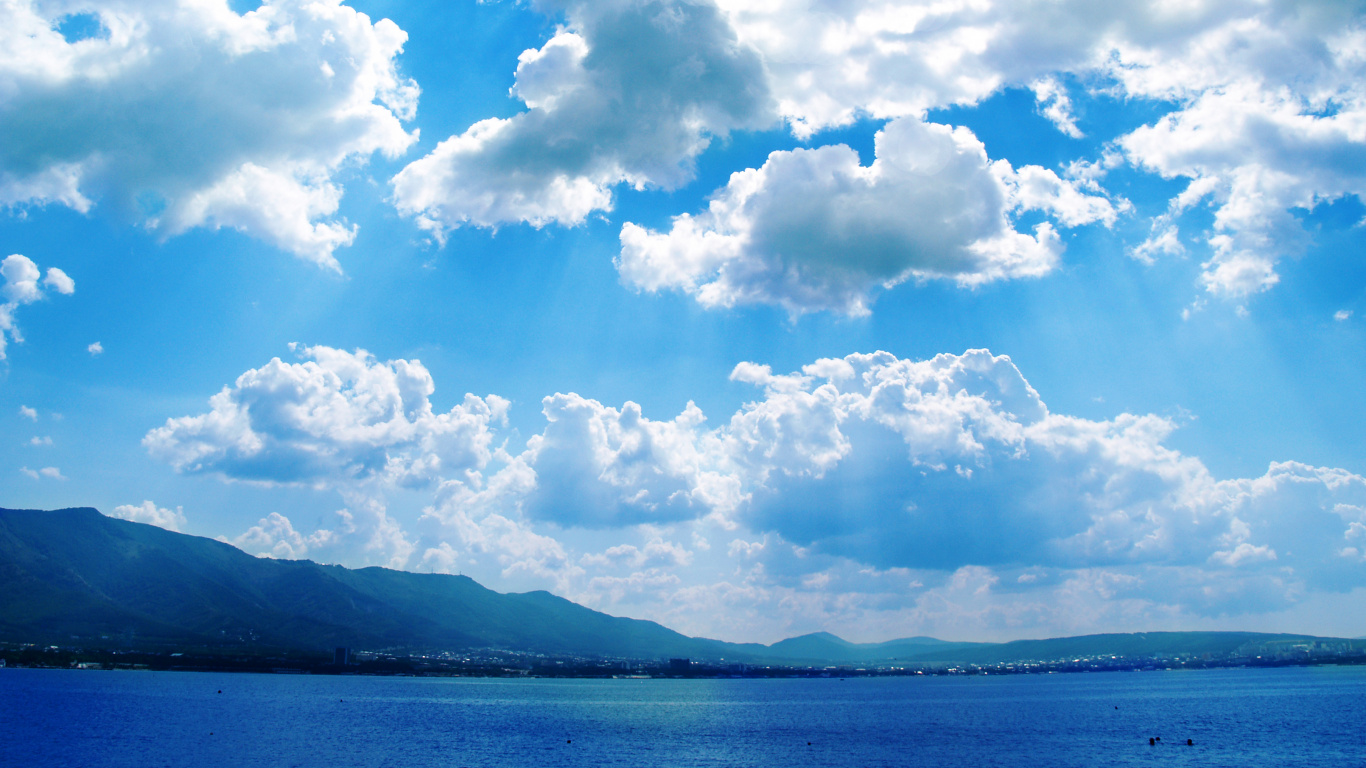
top-left (3, 0), bottom-right (1366, 645)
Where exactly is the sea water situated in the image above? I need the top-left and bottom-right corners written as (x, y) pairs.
top-left (2, 666), bottom-right (1363, 767)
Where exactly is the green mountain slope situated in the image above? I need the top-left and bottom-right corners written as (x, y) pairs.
top-left (0, 507), bottom-right (733, 659)
top-left (1, 508), bottom-right (1352, 666)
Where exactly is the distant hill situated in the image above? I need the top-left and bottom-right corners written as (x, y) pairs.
top-left (763, 631), bottom-right (989, 665)
top-left (896, 631), bottom-right (1341, 666)
top-left (0, 508), bottom-right (1352, 666)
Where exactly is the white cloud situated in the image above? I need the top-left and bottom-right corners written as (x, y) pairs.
top-left (21, 465), bottom-right (65, 480)
top-left (228, 511), bottom-right (337, 560)
top-left (391, 0), bottom-right (773, 237)
top-left (714, 351), bottom-right (1365, 591)
top-left (1130, 224), bottom-right (1184, 264)
top-left (42, 268), bottom-right (74, 295)
top-left (143, 344), bottom-right (518, 570)
top-left (1336, 309), bottom-right (1353, 322)
top-left (110, 500), bottom-right (188, 532)
top-left (714, 0), bottom-right (1095, 136)
top-left (1030, 77), bottom-right (1083, 139)
top-left (582, 537), bottom-right (694, 569)
top-left (144, 344), bottom-right (509, 488)
top-left (502, 348), bottom-right (1366, 617)
top-left (708, 1), bottom-right (1366, 301)
top-left (421, 475), bottom-right (583, 591)
top-left (1, 254), bottom-right (43, 304)
top-left (19, 405), bottom-right (37, 421)
top-left (1113, 9), bottom-right (1365, 299)
top-left (618, 117), bottom-right (1114, 315)
top-left (1, 254), bottom-right (75, 359)
top-left (28, 435), bottom-right (51, 446)
top-left (153, 344), bottom-right (1366, 636)
top-left (518, 393), bottom-right (740, 526)
top-left (87, 341), bottom-right (103, 356)
top-left (0, 0), bottom-right (418, 268)
top-left (335, 492), bottom-right (414, 568)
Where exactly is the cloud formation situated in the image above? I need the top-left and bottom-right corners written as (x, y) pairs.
top-left (0, 0), bottom-right (418, 268)
top-left (619, 117), bottom-right (1116, 315)
top-left (144, 344), bottom-right (508, 487)
top-left (507, 349), bottom-right (1366, 624)
top-left (227, 510), bottom-right (339, 559)
top-left (711, 0), bottom-right (1366, 300)
top-left (518, 393), bottom-right (739, 526)
top-left (149, 344), bottom-right (1366, 636)
top-left (391, 0), bottom-right (773, 236)
top-left (396, 0), bottom-right (1363, 305)
top-left (1, 254), bottom-right (74, 359)
top-left (110, 500), bottom-right (187, 532)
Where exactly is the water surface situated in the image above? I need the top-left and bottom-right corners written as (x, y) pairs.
top-left (3, 666), bottom-right (1363, 767)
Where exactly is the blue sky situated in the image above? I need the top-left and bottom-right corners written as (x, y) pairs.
top-left (3, 0), bottom-right (1366, 643)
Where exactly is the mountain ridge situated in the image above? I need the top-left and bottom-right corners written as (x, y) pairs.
top-left (1, 507), bottom-right (1351, 666)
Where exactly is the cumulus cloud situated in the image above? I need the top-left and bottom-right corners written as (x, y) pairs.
top-left (0, 0), bottom-right (418, 268)
top-left (507, 349), bottom-right (1366, 618)
top-left (144, 344), bottom-right (508, 487)
top-left (42, 268), bottom-right (74, 295)
top-left (519, 393), bottom-right (740, 526)
top-left (151, 344), bottom-right (1366, 634)
top-left (18, 405), bottom-right (37, 420)
top-left (2, 254), bottom-right (44, 303)
top-left (421, 474), bottom-right (583, 590)
top-left (714, 0), bottom-right (1108, 136)
top-left (710, 0), bottom-right (1366, 301)
top-left (1117, 81), bottom-right (1365, 297)
top-left (228, 511), bottom-right (337, 559)
top-left (391, 0), bottom-right (773, 237)
top-left (87, 341), bottom-right (103, 356)
top-left (143, 344), bottom-right (514, 569)
top-left (2, 254), bottom-right (75, 359)
top-left (110, 500), bottom-right (187, 532)
top-left (618, 117), bottom-right (1115, 315)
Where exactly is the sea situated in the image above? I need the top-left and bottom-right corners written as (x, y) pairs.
top-left (2, 666), bottom-right (1363, 767)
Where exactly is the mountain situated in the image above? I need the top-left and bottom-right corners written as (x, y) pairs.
top-left (763, 632), bottom-right (989, 664)
top-left (1, 508), bottom-right (1353, 666)
top-left (910, 631), bottom-right (1341, 666)
top-left (0, 507), bottom-right (744, 660)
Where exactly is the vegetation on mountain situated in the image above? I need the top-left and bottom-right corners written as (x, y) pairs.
top-left (0, 508), bottom-right (1344, 666)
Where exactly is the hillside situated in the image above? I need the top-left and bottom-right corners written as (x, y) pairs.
top-left (0, 507), bottom-right (740, 660)
top-left (1, 507), bottom-right (1352, 667)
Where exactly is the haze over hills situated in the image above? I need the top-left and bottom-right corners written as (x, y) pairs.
top-left (0, 507), bottom-right (1351, 667)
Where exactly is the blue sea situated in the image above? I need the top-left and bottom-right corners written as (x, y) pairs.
top-left (2, 666), bottom-right (1364, 767)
